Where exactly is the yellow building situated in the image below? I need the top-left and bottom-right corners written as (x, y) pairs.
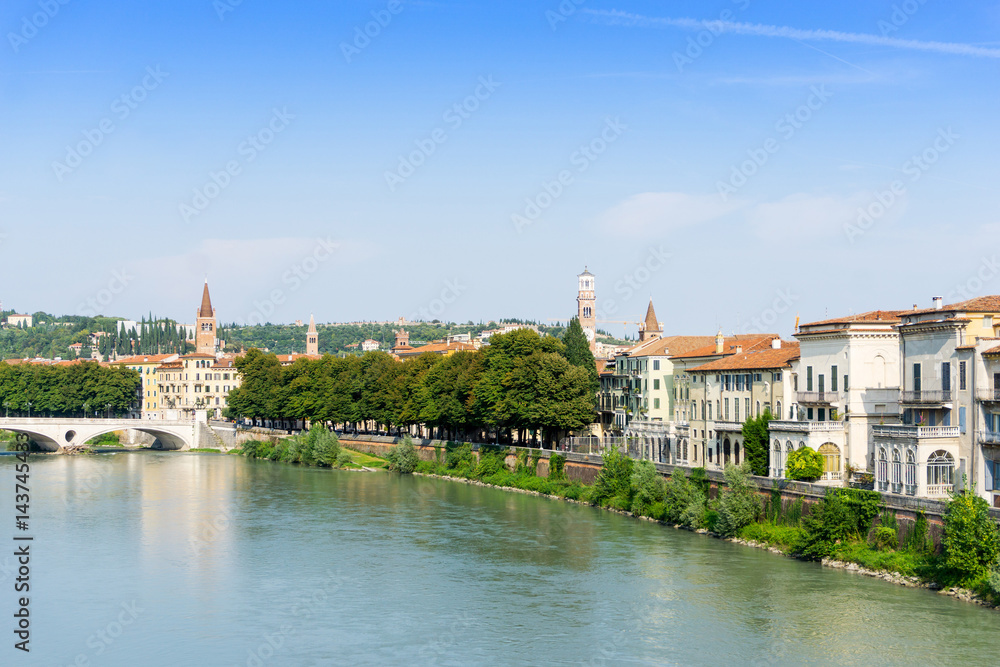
top-left (110, 354), bottom-right (179, 419)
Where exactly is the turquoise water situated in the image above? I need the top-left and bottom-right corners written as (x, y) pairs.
top-left (1, 452), bottom-right (996, 666)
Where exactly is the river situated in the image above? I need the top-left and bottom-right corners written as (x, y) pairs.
top-left (1, 451), bottom-right (996, 666)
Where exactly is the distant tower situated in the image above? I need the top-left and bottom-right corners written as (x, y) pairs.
top-left (306, 314), bottom-right (319, 355)
top-left (394, 328), bottom-right (410, 350)
top-left (638, 299), bottom-right (662, 342)
top-left (577, 268), bottom-right (596, 352)
top-left (196, 281), bottom-right (217, 355)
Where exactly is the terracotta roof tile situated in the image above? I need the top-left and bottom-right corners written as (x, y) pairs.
top-left (687, 343), bottom-right (800, 372)
top-left (669, 335), bottom-right (778, 360)
top-left (800, 310), bottom-right (907, 328)
top-left (907, 295), bottom-right (1000, 315)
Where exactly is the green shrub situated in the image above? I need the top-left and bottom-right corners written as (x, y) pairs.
top-left (786, 447), bottom-right (824, 481)
top-left (943, 488), bottom-right (1000, 584)
top-left (837, 488), bottom-right (885, 539)
top-left (514, 449), bottom-right (534, 476)
top-left (630, 460), bottom-right (665, 517)
top-left (871, 526), bottom-right (899, 551)
top-left (445, 443), bottom-right (475, 473)
top-left (336, 450), bottom-right (353, 468)
top-left (591, 448), bottom-right (634, 507)
top-left (798, 491), bottom-right (855, 560)
top-left (689, 467), bottom-right (710, 496)
top-left (988, 568), bottom-right (1000, 600)
top-left (905, 510), bottom-right (931, 554)
top-left (680, 489), bottom-right (708, 529)
top-left (663, 469), bottom-right (696, 523)
top-left (549, 453), bottom-right (567, 480)
top-left (309, 427), bottom-right (340, 466)
top-left (715, 463), bottom-right (762, 537)
top-left (416, 460), bottom-right (438, 474)
top-left (704, 510), bottom-right (720, 532)
top-left (739, 522), bottom-right (805, 551)
top-left (386, 436), bottom-right (419, 474)
top-left (474, 448), bottom-right (506, 479)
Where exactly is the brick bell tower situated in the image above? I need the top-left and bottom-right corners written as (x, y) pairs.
top-left (196, 281), bottom-right (217, 355)
top-left (577, 267), bottom-right (596, 353)
top-left (306, 314), bottom-right (318, 355)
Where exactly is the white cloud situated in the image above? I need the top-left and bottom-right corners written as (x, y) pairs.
top-left (599, 192), bottom-right (743, 237)
top-left (584, 11), bottom-right (1000, 59)
top-left (747, 191), bottom-right (908, 239)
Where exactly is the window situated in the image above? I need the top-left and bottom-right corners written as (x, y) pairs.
top-left (745, 398), bottom-right (750, 417)
top-left (913, 363), bottom-right (922, 392)
top-left (773, 372), bottom-right (783, 382)
top-left (927, 450), bottom-right (955, 489)
top-left (905, 450), bottom-right (917, 493)
top-left (654, 379), bottom-right (660, 390)
top-left (807, 366), bottom-right (813, 391)
top-left (818, 408), bottom-right (826, 422)
top-left (756, 401), bottom-right (761, 417)
top-left (724, 398), bottom-right (730, 420)
top-left (818, 374), bottom-right (825, 393)
top-left (654, 398), bottom-right (660, 409)
top-left (734, 400), bottom-right (740, 421)
top-left (776, 401), bottom-right (782, 419)
top-left (986, 315), bottom-right (994, 329)
top-left (819, 443), bottom-right (841, 477)
top-left (942, 362), bottom-right (951, 392)
top-left (653, 360), bottom-right (660, 370)
top-left (736, 375), bottom-right (743, 391)
top-left (877, 448), bottom-right (888, 491)
top-left (195, 373), bottom-right (200, 381)
top-left (831, 366), bottom-right (838, 392)
top-left (708, 402), bottom-right (713, 420)
top-left (959, 362), bottom-right (967, 391)
top-left (844, 375), bottom-right (849, 391)
top-left (891, 449), bottom-right (901, 487)
top-left (807, 407), bottom-right (814, 420)
top-left (959, 406), bottom-right (967, 433)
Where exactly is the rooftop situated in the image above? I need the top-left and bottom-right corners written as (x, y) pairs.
top-left (687, 342), bottom-right (800, 372)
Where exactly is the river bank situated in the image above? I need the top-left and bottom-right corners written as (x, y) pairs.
top-left (405, 466), bottom-right (998, 612)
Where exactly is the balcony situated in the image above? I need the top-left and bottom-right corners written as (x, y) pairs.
top-left (977, 389), bottom-right (1000, 402)
top-left (900, 390), bottom-right (952, 405)
top-left (872, 424), bottom-right (960, 439)
top-left (980, 430), bottom-right (1000, 446)
top-left (927, 484), bottom-right (954, 498)
top-left (796, 391), bottom-right (840, 404)
top-left (712, 420), bottom-right (744, 432)
top-left (769, 420), bottom-right (845, 433)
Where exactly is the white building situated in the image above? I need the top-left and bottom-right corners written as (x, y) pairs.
top-left (770, 309), bottom-right (906, 484)
top-left (361, 339), bottom-right (380, 352)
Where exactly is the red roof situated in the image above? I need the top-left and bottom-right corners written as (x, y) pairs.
top-left (627, 335), bottom-right (716, 358)
top-left (800, 310), bottom-right (907, 328)
top-left (908, 295), bottom-right (1000, 316)
top-left (669, 335), bottom-right (778, 360)
top-left (687, 343), bottom-right (800, 372)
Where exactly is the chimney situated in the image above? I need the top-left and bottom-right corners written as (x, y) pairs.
top-left (913, 304), bottom-right (918, 311)
top-left (735, 345), bottom-right (742, 354)
top-left (715, 330), bottom-right (724, 354)
top-left (772, 338), bottom-right (781, 349)
top-left (933, 296), bottom-right (943, 310)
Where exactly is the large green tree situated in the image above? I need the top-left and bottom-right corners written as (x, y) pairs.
top-left (740, 408), bottom-right (772, 476)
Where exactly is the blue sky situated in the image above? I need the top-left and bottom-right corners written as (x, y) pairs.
top-left (2, 0), bottom-right (998, 337)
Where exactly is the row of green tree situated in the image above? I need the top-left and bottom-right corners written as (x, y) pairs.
top-left (0, 312), bottom-right (190, 360)
top-left (0, 361), bottom-right (140, 417)
top-left (227, 322), bottom-right (599, 446)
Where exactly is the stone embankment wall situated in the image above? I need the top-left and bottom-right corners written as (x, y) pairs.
top-left (338, 435), bottom-right (1000, 543)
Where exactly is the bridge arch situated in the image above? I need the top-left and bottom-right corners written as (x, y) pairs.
top-left (0, 419), bottom-right (194, 452)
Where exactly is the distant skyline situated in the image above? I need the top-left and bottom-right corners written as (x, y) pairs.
top-left (3, 1), bottom-right (998, 338)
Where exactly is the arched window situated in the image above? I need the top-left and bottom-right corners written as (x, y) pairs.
top-left (798, 441), bottom-right (806, 450)
top-left (734, 441), bottom-right (741, 465)
top-left (776, 401), bottom-right (782, 419)
top-left (927, 450), bottom-right (955, 493)
top-left (773, 439), bottom-right (783, 477)
top-left (682, 439), bottom-right (689, 462)
top-left (876, 447), bottom-right (888, 491)
top-left (818, 443), bottom-right (841, 479)
top-left (756, 401), bottom-right (761, 417)
top-left (905, 449), bottom-right (917, 494)
top-left (891, 449), bottom-right (902, 490)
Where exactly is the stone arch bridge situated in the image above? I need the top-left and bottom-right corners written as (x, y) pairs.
top-left (0, 418), bottom-right (202, 452)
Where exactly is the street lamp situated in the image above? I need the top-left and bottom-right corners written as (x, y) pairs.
top-left (26, 402), bottom-right (32, 418)
top-left (83, 402), bottom-right (90, 419)
top-left (105, 403), bottom-right (112, 419)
